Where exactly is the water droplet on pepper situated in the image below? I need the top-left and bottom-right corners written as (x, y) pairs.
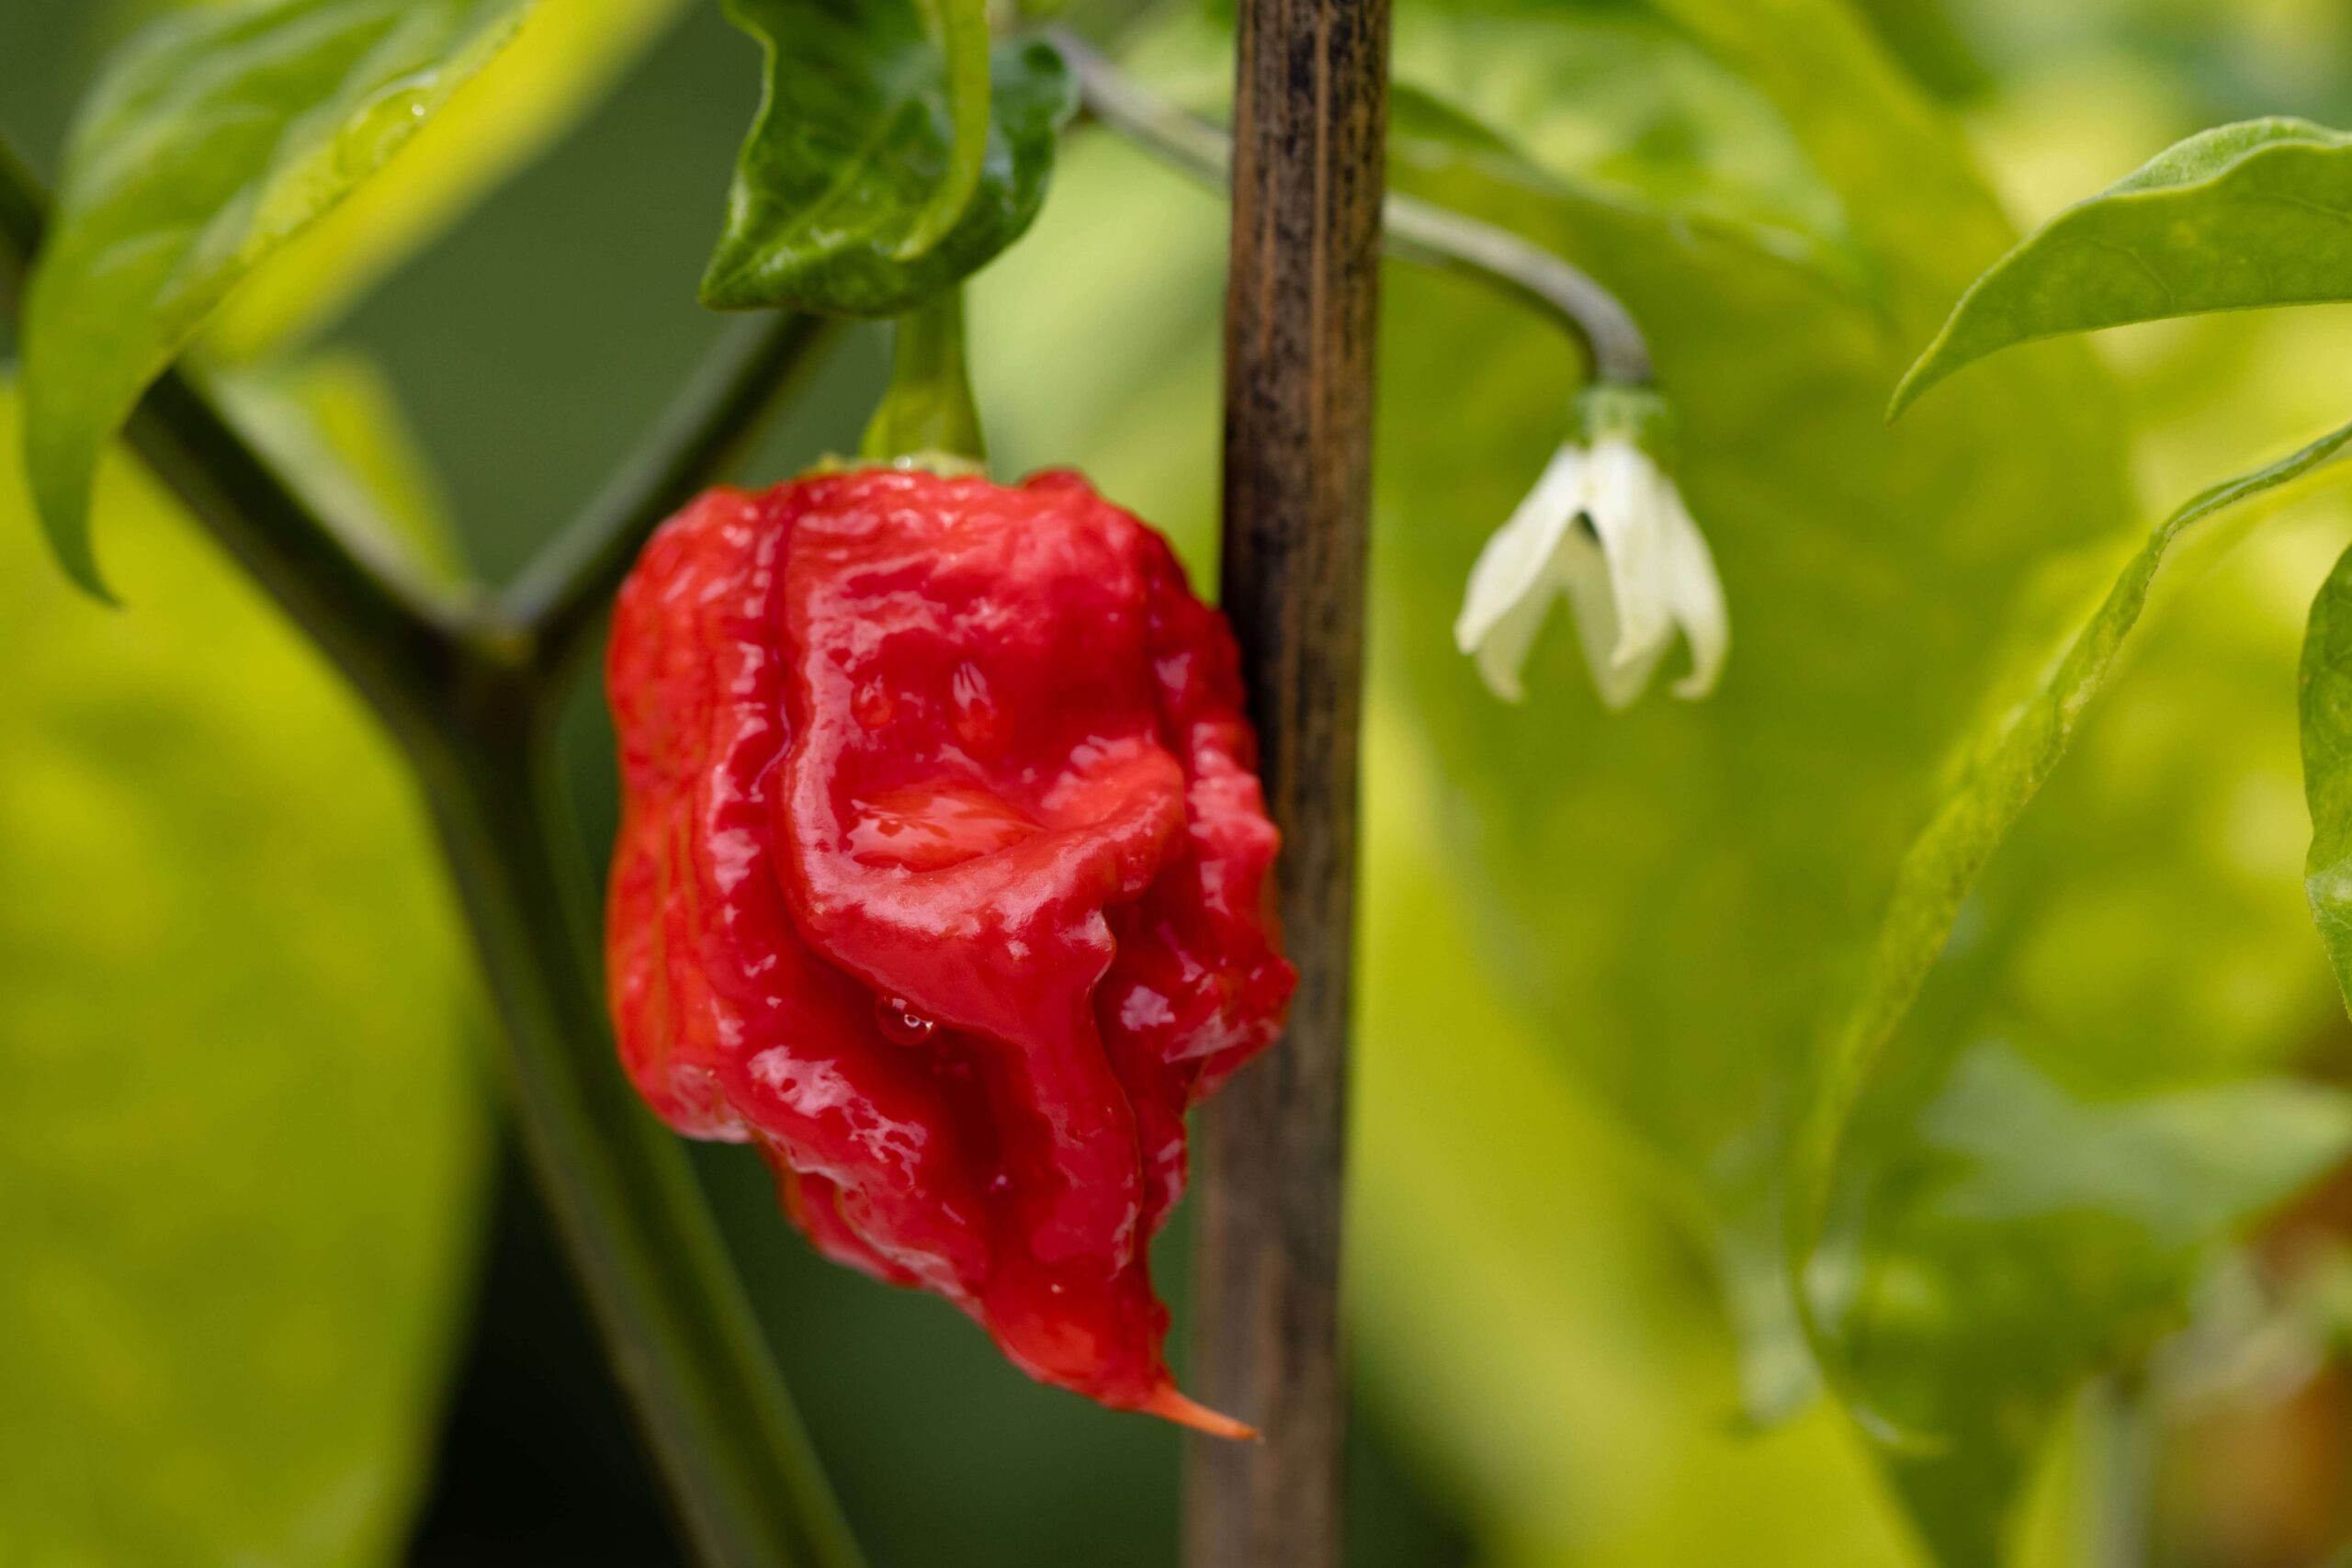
top-left (875, 995), bottom-right (937, 1045)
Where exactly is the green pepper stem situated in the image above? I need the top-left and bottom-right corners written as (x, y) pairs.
top-left (1050, 28), bottom-right (1655, 384)
top-left (0, 127), bottom-right (864, 1568)
top-left (860, 288), bottom-right (989, 466)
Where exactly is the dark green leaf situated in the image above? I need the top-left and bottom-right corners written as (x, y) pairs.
top-left (1846, 0), bottom-right (1991, 103)
top-left (697, 0), bottom-right (1074, 317)
top-left (1894, 118), bottom-right (2352, 415)
top-left (19, 0), bottom-right (536, 597)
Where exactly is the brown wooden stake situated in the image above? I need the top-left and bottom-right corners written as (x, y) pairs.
top-left (1186, 0), bottom-right (1389, 1562)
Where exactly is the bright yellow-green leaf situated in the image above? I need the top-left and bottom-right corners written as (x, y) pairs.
top-left (0, 384), bottom-right (486, 1566)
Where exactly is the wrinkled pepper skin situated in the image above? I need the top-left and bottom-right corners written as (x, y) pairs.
top-left (605, 468), bottom-right (1294, 1426)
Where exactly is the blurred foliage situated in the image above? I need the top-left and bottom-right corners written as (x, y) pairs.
top-left (11, 0), bottom-right (2352, 1565)
top-left (1849, 0), bottom-right (1992, 102)
top-left (0, 375), bottom-right (487, 1563)
top-left (1386, 0), bottom-right (2144, 1461)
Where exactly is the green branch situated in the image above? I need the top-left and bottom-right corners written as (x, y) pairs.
top-left (504, 310), bottom-right (842, 682)
top-left (1051, 28), bottom-right (1655, 383)
top-left (422, 702), bottom-right (863, 1568)
top-left (0, 126), bottom-right (861, 1568)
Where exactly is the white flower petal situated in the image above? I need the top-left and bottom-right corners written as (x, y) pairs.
top-left (1467, 572), bottom-right (1558, 702)
top-left (1581, 435), bottom-right (1674, 674)
top-left (1659, 483), bottom-right (1728, 699)
top-left (1454, 445), bottom-right (1589, 655)
top-left (1554, 528), bottom-right (1667, 710)
top-left (1457, 412), bottom-right (1730, 708)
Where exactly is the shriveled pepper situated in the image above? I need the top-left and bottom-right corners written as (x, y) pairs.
top-left (605, 466), bottom-right (1294, 1432)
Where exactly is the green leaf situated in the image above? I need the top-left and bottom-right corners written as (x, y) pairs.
top-left (1894, 118), bottom-right (2352, 415)
top-left (1851, 1046), bottom-right (2352, 1567)
top-left (208, 0), bottom-right (693, 361)
top-left (2299, 531), bottom-right (2352, 1015)
top-left (697, 0), bottom-right (1074, 316)
top-left (1846, 0), bottom-right (1991, 103)
top-left (20, 0), bottom-right (535, 597)
top-left (1779, 423), bottom-right (2352, 1560)
top-left (1797, 413), bottom-right (2352, 1301)
top-left (0, 383), bottom-right (486, 1565)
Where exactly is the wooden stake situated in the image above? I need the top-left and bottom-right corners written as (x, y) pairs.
top-left (1187, 0), bottom-right (1389, 1562)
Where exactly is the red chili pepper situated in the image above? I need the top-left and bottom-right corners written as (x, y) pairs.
top-left (605, 467), bottom-right (1294, 1433)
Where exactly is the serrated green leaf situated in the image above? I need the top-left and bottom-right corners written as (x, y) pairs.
top-left (697, 0), bottom-right (1074, 316)
top-left (0, 382), bottom-right (486, 1566)
top-left (1893, 118), bottom-right (2352, 415)
top-left (20, 0), bottom-right (535, 597)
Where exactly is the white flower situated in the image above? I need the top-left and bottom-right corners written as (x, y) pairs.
top-left (1453, 388), bottom-right (1727, 708)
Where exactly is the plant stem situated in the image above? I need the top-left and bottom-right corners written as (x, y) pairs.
top-left (422, 694), bottom-right (865, 1568)
top-left (2086, 1372), bottom-right (2155, 1568)
top-left (130, 372), bottom-right (476, 740)
top-left (504, 310), bottom-right (842, 683)
top-left (1, 126), bottom-right (862, 1568)
top-left (1050, 28), bottom-right (1652, 384)
top-left (859, 288), bottom-right (986, 464)
top-left (1185, 0), bottom-right (1386, 1559)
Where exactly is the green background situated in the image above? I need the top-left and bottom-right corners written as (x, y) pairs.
top-left (9, 1), bottom-right (2352, 1565)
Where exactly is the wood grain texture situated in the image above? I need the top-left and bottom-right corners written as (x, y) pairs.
top-left (1186, 0), bottom-right (1389, 1562)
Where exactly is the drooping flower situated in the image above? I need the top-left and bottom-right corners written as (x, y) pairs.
top-left (1455, 384), bottom-right (1727, 707)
